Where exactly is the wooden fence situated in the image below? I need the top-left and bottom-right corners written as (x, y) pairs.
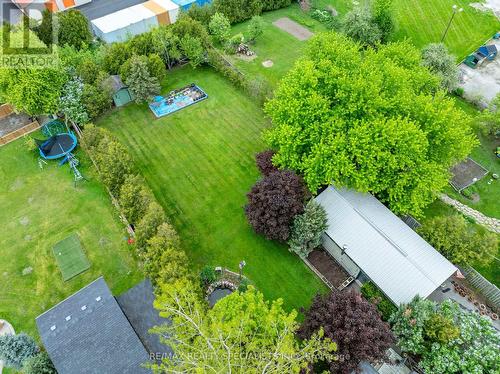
top-left (462, 265), bottom-right (500, 312)
top-left (0, 120), bottom-right (41, 146)
top-left (0, 104), bottom-right (13, 119)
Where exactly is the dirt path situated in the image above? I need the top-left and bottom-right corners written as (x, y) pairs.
top-left (272, 17), bottom-right (313, 41)
top-left (439, 194), bottom-right (500, 234)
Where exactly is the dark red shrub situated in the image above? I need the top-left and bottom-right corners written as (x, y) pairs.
top-left (299, 290), bottom-right (395, 374)
top-left (244, 170), bottom-right (306, 241)
top-left (255, 149), bottom-right (278, 176)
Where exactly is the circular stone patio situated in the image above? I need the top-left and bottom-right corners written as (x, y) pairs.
top-left (0, 320), bottom-right (15, 374)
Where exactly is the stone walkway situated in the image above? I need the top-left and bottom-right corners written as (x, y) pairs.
top-left (439, 194), bottom-right (500, 234)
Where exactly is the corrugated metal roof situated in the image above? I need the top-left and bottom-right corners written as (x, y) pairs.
top-left (36, 277), bottom-right (151, 374)
top-left (315, 186), bottom-right (457, 305)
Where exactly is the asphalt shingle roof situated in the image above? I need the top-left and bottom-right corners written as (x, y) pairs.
top-left (36, 277), bottom-right (151, 374)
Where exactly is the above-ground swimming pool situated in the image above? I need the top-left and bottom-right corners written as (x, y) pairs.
top-left (149, 84), bottom-right (208, 118)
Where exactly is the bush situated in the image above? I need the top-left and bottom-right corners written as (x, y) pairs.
top-left (418, 215), bottom-right (498, 266)
top-left (288, 199), bottom-right (328, 258)
top-left (81, 123), bottom-right (105, 152)
top-left (453, 87), bottom-right (464, 97)
top-left (94, 136), bottom-right (135, 195)
top-left (245, 170), bottom-right (306, 241)
top-left (372, 0), bottom-right (396, 43)
top-left (209, 12), bottom-right (231, 45)
top-left (261, 0), bottom-right (290, 11)
top-left (82, 82), bottom-right (113, 121)
top-left (179, 36), bottom-right (206, 68)
top-left (226, 33), bottom-right (245, 54)
top-left (246, 16), bottom-right (264, 42)
top-left (119, 174), bottom-right (153, 225)
top-left (310, 9), bottom-right (338, 30)
top-left (24, 136), bottom-right (38, 153)
top-left (23, 351), bottom-right (57, 374)
top-left (200, 265), bottom-right (217, 286)
top-left (0, 333), bottom-right (39, 370)
top-left (238, 277), bottom-right (250, 292)
top-left (186, 4), bottom-right (216, 27)
top-left (102, 42), bottom-right (133, 75)
top-left (360, 282), bottom-right (397, 321)
top-left (255, 149), bottom-right (277, 176)
top-left (135, 201), bottom-right (167, 253)
top-left (422, 43), bottom-right (459, 91)
top-left (213, 0), bottom-right (263, 24)
top-left (147, 53), bottom-right (167, 83)
top-left (342, 6), bottom-right (381, 46)
top-left (143, 222), bottom-right (191, 286)
top-left (461, 188), bottom-right (472, 199)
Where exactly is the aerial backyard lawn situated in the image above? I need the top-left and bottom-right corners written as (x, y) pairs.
top-left (99, 66), bottom-right (326, 311)
top-left (0, 141), bottom-right (143, 338)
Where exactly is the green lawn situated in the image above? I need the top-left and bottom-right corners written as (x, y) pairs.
top-left (313, 0), bottom-right (498, 60)
top-left (98, 66), bottom-right (326, 311)
top-left (0, 140), bottom-right (143, 339)
top-left (225, 5), bottom-right (325, 86)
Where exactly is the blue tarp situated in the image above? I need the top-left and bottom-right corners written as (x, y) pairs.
top-left (171, 0), bottom-right (211, 11)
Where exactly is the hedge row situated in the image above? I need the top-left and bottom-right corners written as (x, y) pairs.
top-left (81, 125), bottom-right (194, 287)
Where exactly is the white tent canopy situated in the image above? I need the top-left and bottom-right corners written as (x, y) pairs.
top-left (316, 186), bottom-right (457, 305)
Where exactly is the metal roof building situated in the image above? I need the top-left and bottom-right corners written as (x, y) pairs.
top-left (36, 277), bottom-right (151, 374)
top-left (315, 186), bottom-right (457, 306)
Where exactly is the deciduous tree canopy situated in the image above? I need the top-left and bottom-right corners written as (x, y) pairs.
top-left (264, 33), bottom-right (477, 215)
top-left (299, 290), bottom-right (395, 374)
top-left (153, 284), bottom-right (335, 373)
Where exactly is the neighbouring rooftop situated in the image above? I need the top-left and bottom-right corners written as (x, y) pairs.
top-left (36, 277), bottom-right (151, 374)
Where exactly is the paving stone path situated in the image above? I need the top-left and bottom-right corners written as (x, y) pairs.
top-left (439, 194), bottom-right (500, 234)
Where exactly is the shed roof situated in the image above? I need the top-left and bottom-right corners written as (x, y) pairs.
top-left (36, 277), bottom-right (151, 374)
top-left (105, 75), bottom-right (127, 92)
top-left (315, 186), bottom-right (457, 305)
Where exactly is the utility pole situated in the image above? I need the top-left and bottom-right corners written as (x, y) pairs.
top-left (441, 5), bottom-right (463, 43)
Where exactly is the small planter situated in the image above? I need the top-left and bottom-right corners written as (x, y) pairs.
top-left (491, 313), bottom-right (498, 321)
top-left (480, 310), bottom-right (486, 316)
top-left (480, 304), bottom-right (486, 311)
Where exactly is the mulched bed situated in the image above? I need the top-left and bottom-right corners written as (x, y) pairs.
top-left (307, 248), bottom-right (350, 288)
top-left (450, 157), bottom-right (488, 191)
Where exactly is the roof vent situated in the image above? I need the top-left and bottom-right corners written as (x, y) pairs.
top-left (96, 296), bottom-right (102, 302)
top-left (65, 315), bottom-right (71, 321)
top-left (50, 325), bottom-right (56, 331)
top-left (81, 305), bottom-right (87, 311)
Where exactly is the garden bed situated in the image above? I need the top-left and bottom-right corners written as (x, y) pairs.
top-left (307, 248), bottom-right (350, 289)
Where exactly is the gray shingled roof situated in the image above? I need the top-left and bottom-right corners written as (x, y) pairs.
top-left (36, 277), bottom-right (151, 374)
top-left (117, 279), bottom-right (173, 358)
top-left (316, 186), bottom-right (457, 306)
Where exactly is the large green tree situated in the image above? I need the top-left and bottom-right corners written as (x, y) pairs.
top-left (422, 43), bottom-right (459, 91)
top-left (57, 10), bottom-right (92, 50)
top-left (153, 284), bottom-right (335, 373)
top-left (0, 28), bottom-right (66, 116)
top-left (264, 33), bottom-right (477, 215)
top-left (124, 55), bottom-right (160, 103)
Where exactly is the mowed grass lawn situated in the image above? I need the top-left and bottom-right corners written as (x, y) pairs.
top-left (99, 66), bottom-right (326, 311)
top-left (0, 140), bottom-right (143, 338)
top-left (226, 5), bottom-right (325, 86)
top-left (313, 0), bottom-right (498, 60)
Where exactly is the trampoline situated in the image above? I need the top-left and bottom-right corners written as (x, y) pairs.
top-left (37, 133), bottom-right (78, 160)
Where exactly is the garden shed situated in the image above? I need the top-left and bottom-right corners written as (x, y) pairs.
top-left (315, 186), bottom-right (457, 306)
top-left (105, 75), bottom-right (133, 107)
